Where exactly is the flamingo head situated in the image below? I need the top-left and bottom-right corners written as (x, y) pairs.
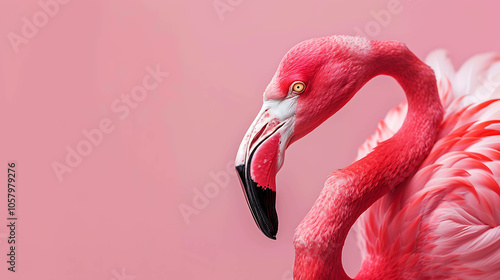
top-left (235, 36), bottom-right (374, 239)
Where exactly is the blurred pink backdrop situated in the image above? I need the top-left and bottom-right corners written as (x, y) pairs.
top-left (1, 1), bottom-right (500, 279)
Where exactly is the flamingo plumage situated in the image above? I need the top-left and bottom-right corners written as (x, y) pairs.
top-left (235, 35), bottom-right (500, 279)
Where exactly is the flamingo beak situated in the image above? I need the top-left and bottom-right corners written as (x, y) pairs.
top-left (235, 107), bottom-right (293, 239)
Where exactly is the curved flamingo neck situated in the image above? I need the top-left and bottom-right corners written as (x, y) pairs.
top-left (293, 42), bottom-right (444, 280)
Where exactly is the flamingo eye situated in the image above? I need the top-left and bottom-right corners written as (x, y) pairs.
top-left (291, 81), bottom-right (306, 94)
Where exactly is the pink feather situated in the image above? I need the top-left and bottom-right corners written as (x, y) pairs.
top-left (355, 50), bottom-right (500, 279)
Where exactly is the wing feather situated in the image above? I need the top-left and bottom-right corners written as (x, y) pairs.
top-left (355, 51), bottom-right (500, 279)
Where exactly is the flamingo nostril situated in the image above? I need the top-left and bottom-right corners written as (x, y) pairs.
top-left (249, 123), bottom-right (268, 150)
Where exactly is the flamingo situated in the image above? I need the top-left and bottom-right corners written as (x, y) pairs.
top-left (235, 35), bottom-right (500, 279)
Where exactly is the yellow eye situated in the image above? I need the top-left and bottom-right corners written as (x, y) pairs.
top-left (291, 81), bottom-right (306, 94)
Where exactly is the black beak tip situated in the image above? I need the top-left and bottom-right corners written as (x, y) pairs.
top-left (236, 164), bottom-right (279, 240)
top-left (266, 231), bottom-right (277, 240)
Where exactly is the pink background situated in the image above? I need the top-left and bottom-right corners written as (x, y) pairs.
top-left (2, 1), bottom-right (500, 279)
